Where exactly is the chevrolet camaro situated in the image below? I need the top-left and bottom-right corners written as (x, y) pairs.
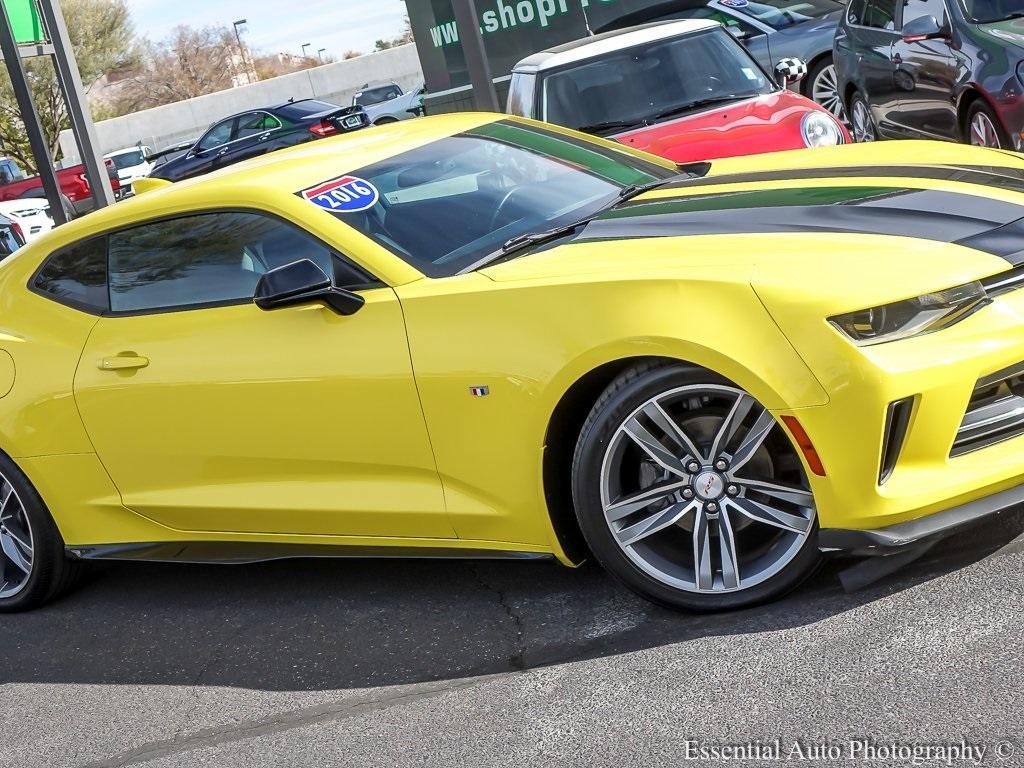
top-left (1, 114), bottom-right (1022, 612)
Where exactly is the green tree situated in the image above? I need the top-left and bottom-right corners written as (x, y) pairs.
top-left (0, 0), bottom-right (137, 172)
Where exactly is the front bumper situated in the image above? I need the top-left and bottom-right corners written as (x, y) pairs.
top-left (819, 479), bottom-right (1024, 555)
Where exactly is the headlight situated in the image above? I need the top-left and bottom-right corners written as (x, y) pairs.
top-left (801, 111), bottom-right (844, 148)
top-left (828, 281), bottom-right (989, 345)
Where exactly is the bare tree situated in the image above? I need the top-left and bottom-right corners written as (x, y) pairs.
top-left (0, 0), bottom-right (137, 171)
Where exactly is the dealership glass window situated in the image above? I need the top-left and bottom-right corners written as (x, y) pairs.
top-left (106, 212), bottom-right (348, 313)
top-left (542, 29), bottom-right (771, 135)
top-left (900, 0), bottom-right (949, 25)
top-left (860, 0), bottom-right (899, 28)
top-left (312, 120), bottom-right (673, 277)
top-left (32, 237), bottom-right (109, 313)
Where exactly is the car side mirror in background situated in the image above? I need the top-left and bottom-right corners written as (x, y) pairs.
top-left (774, 57), bottom-right (808, 87)
top-left (902, 15), bottom-right (946, 42)
top-left (254, 259), bottom-right (365, 316)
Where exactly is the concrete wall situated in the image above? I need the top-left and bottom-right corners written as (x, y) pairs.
top-left (59, 44), bottom-right (423, 163)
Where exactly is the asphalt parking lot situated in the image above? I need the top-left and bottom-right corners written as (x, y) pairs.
top-left (2, 511), bottom-right (1023, 768)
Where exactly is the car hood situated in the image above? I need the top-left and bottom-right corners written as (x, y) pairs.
top-left (612, 91), bottom-right (826, 163)
top-left (482, 141), bottom-right (1024, 296)
top-left (975, 17), bottom-right (1024, 52)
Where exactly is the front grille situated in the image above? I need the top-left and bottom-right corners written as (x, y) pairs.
top-left (951, 362), bottom-right (1024, 456)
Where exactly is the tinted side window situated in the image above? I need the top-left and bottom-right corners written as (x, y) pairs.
top-left (862, 0), bottom-right (898, 28)
top-left (107, 211), bottom-right (371, 314)
top-left (33, 237), bottom-right (109, 313)
top-left (847, 0), bottom-right (867, 24)
top-left (900, 0), bottom-right (948, 26)
top-left (198, 119), bottom-right (234, 151)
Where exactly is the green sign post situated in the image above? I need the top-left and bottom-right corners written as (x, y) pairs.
top-left (3, 0), bottom-right (44, 45)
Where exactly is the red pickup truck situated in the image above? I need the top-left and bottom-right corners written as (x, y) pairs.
top-left (0, 156), bottom-right (121, 217)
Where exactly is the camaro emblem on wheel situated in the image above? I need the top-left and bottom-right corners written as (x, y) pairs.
top-left (694, 471), bottom-right (724, 500)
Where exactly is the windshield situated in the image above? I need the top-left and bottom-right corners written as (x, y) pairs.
top-left (304, 120), bottom-right (672, 277)
top-left (108, 150), bottom-right (146, 170)
top-left (722, 0), bottom-right (843, 28)
top-left (961, 0), bottom-right (1024, 21)
top-left (353, 86), bottom-right (402, 107)
top-left (541, 28), bottom-right (773, 136)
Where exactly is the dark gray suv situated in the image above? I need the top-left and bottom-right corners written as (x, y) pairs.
top-left (835, 0), bottom-right (1024, 148)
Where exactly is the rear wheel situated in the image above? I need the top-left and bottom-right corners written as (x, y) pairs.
top-left (572, 363), bottom-right (820, 612)
top-left (0, 454), bottom-right (82, 612)
top-left (848, 91), bottom-right (877, 143)
top-left (374, 116), bottom-right (399, 126)
top-left (965, 100), bottom-right (1010, 149)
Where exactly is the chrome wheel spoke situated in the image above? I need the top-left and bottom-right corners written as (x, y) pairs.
top-left (622, 417), bottom-right (690, 477)
top-left (736, 478), bottom-right (813, 506)
top-left (813, 66), bottom-right (842, 118)
top-left (615, 500), bottom-right (696, 547)
top-left (693, 507), bottom-right (713, 590)
top-left (725, 496), bottom-right (811, 535)
top-left (641, 402), bottom-right (706, 463)
top-left (728, 408), bottom-right (776, 473)
top-left (710, 393), bottom-right (755, 460)
top-left (717, 508), bottom-right (740, 590)
top-left (0, 531), bottom-right (30, 575)
top-left (604, 478), bottom-right (689, 522)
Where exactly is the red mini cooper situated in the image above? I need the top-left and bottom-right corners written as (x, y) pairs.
top-left (506, 19), bottom-right (849, 163)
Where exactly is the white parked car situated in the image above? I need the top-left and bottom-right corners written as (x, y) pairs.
top-left (104, 146), bottom-right (153, 193)
top-left (0, 198), bottom-right (53, 243)
top-left (352, 83), bottom-right (425, 125)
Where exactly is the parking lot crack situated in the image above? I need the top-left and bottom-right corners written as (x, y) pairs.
top-left (469, 564), bottom-right (527, 671)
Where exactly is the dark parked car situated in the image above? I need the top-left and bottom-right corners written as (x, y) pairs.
top-left (150, 100), bottom-right (369, 182)
top-left (0, 214), bottom-right (25, 259)
top-left (596, 0), bottom-right (848, 119)
top-left (835, 0), bottom-right (1024, 148)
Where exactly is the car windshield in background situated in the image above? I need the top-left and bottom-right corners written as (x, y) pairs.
top-left (307, 120), bottom-right (672, 277)
top-left (276, 100), bottom-right (338, 119)
top-left (733, 0), bottom-right (843, 28)
top-left (542, 29), bottom-right (773, 136)
top-left (109, 151), bottom-right (146, 170)
top-left (960, 0), bottom-right (1024, 21)
top-left (354, 86), bottom-right (402, 106)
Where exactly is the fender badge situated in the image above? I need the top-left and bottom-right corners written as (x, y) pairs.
top-left (469, 386), bottom-right (490, 397)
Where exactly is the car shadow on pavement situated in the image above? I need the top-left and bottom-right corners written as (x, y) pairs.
top-left (1, 509), bottom-right (1021, 692)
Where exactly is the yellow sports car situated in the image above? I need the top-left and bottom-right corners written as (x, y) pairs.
top-left (2, 114), bottom-right (1023, 612)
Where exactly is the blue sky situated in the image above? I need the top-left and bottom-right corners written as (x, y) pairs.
top-left (124, 0), bottom-right (409, 58)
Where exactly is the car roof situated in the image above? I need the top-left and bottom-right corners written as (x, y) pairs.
top-left (512, 19), bottom-right (719, 73)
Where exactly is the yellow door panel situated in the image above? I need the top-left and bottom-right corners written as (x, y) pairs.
top-left (73, 290), bottom-right (452, 538)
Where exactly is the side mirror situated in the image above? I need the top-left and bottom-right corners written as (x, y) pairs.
top-left (254, 259), bottom-right (365, 316)
top-left (902, 14), bottom-right (945, 42)
top-left (774, 57), bottom-right (808, 86)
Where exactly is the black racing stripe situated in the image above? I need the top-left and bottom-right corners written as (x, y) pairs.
top-left (650, 164), bottom-right (1024, 197)
top-left (579, 186), bottom-right (1024, 264)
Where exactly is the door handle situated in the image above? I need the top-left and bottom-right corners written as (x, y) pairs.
top-left (217, 147), bottom-right (230, 156)
top-left (98, 354), bottom-right (149, 371)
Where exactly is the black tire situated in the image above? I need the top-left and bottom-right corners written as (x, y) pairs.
top-left (964, 99), bottom-right (1011, 149)
top-left (571, 361), bottom-right (821, 612)
top-left (374, 117), bottom-right (400, 126)
top-left (848, 90), bottom-right (877, 143)
top-left (0, 452), bottom-right (83, 612)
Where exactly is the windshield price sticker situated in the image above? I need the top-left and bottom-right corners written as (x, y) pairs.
top-left (301, 176), bottom-right (379, 213)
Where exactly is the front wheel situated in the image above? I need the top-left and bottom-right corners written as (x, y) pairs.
top-left (965, 100), bottom-right (1010, 149)
top-left (572, 363), bottom-right (820, 612)
top-left (849, 91), bottom-right (876, 143)
top-left (806, 57), bottom-right (845, 122)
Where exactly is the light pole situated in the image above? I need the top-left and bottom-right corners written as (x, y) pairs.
top-left (233, 19), bottom-right (252, 84)
top-left (318, 48), bottom-right (326, 62)
top-left (301, 42), bottom-right (311, 59)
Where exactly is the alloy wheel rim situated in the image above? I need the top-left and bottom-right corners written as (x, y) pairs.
top-left (599, 385), bottom-right (816, 594)
top-left (970, 112), bottom-right (1001, 148)
top-left (851, 100), bottom-right (875, 142)
top-left (812, 64), bottom-right (845, 121)
top-left (0, 478), bottom-right (34, 599)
